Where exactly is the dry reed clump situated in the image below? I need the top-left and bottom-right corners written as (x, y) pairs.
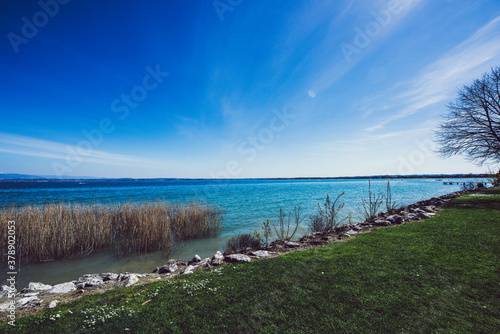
top-left (0, 201), bottom-right (222, 264)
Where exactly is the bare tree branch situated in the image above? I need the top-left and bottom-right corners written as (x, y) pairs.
top-left (435, 66), bottom-right (500, 165)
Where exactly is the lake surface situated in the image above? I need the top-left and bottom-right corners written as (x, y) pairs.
top-left (0, 177), bottom-right (486, 287)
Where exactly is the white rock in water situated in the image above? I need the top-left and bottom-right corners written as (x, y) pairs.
top-left (49, 282), bottom-right (76, 294)
top-left (24, 282), bottom-right (53, 292)
top-left (48, 300), bottom-right (59, 308)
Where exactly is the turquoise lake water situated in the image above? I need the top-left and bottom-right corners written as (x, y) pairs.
top-left (0, 177), bottom-right (486, 287)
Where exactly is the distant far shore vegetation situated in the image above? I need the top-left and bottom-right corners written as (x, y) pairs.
top-left (0, 172), bottom-right (491, 181)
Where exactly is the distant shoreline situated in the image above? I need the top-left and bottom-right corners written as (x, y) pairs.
top-left (0, 173), bottom-right (490, 181)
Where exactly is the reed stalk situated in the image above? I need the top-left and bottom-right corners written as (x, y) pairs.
top-left (0, 201), bottom-right (222, 264)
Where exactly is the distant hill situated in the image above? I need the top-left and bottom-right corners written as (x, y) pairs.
top-left (0, 173), bottom-right (99, 180)
top-left (0, 173), bottom-right (46, 180)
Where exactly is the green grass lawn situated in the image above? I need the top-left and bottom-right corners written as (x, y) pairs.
top-left (3, 188), bottom-right (499, 333)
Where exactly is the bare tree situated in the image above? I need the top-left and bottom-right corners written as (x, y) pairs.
top-left (436, 66), bottom-right (500, 165)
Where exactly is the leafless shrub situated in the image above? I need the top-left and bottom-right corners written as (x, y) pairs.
top-left (271, 205), bottom-right (305, 241)
top-left (224, 233), bottom-right (261, 254)
top-left (358, 180), bottom-right (383, 220)
top-left (308, 192), bottom-right (346, 232)
top-left (385, 179), bottom-right (398, 213)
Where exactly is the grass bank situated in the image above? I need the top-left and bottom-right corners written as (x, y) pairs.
top-left (0, 201), bottom-right (222, 264)
top-left (3, 189), bottom-right (499, 333)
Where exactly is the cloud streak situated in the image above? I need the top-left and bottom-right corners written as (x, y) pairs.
top-left (308, 0), bottom-right (426, 97)
top-left (0, 132), bottom-right (174, 170)
top-left (365, 15), bottom-right (500, 131)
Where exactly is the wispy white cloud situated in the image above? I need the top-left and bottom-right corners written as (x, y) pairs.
top-left (0, 132), bottom-right (174, 170)
top-left (364, 15), bottom-right (500, 131)
top-left (301, 126), bottom-right (431, 158)
top-left (307, 0), bottom-right (427, 97)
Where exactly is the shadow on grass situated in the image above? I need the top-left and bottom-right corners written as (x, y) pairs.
top-left (484, 187), bottom-right (500, 195)
top-left (450, 198), bottom-right (500, 211)
top-left (443, 187), bottom-right (500, 211)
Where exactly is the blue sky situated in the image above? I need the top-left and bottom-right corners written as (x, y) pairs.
top-left (1, 0), bottom-right (500, 178)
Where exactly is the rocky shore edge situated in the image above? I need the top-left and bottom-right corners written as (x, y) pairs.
top-left (0, 190), bottom-right (468, 321)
